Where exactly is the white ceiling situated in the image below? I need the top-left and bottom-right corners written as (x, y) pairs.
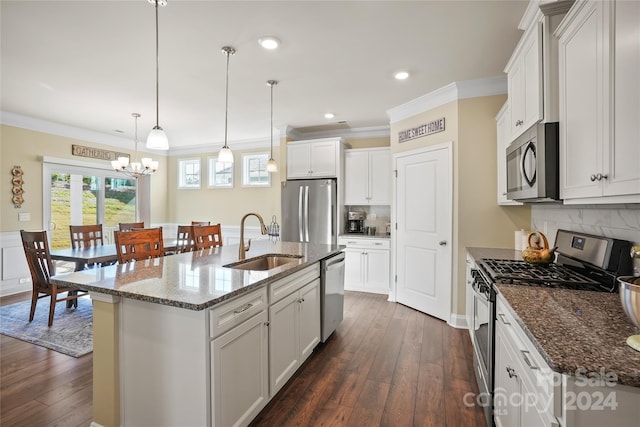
top-left (0, 0), bottom-right (529, 152)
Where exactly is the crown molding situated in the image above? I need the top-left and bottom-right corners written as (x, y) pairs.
top-left (1, 111), bottom-right (167, 156)
top-left (386, 75), bottom-right (507, 124)
top-left (167, 133), bottom-right (281, 156)
top-left (285, 125), bottom-right (389, 141)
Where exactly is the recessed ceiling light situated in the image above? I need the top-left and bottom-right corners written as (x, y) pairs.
top-left (258, 36), bottom-right (280, 50)
top-left (324, 113), bottom-right (335, 119)
top-left (394, 71), bottom-right (410, 80)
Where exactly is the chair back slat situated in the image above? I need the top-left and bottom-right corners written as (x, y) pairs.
top-left (114, 227), bottom-right (164, 263)
top-left (192, 224), bottom-right (223, 250)
top-left (118, 222), bottom-right (145, 232)
top-left (70, 224), bottom-right (104, 249)
top-left (20, 230), bottom-right (55, 291)
top-left (176, 225), bottom-right (195, 253)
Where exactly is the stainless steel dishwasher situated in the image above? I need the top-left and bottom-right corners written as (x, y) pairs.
top-left (320, 252), bottom-right (345, 342)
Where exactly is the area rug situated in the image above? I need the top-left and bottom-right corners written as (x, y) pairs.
top-left (0, 296), bottom-right (93, 357)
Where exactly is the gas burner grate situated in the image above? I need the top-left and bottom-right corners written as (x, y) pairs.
top-left (480, 259), bottom-right (599, 286)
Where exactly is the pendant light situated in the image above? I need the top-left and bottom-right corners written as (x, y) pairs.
top-left (112, 113), bottom-right (159, 178)
top-left (217, 46), bottom-right (236, 163)
top-left (266, 80), bottom-right (278, 173)
top-left (146, 0), bottom-right (169, 150)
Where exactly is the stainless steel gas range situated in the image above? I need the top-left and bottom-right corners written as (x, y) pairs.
top-left (468, 229), bottom-right (633, 427)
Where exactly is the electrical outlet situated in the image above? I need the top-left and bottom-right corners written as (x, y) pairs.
top-left (18, 212), bottom-right (30, 221)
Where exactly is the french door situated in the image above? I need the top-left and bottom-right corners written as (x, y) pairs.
top-left (43, 162), bottom-right (137, 249)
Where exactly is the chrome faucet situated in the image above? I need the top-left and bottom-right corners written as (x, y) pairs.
top-left (239, 212), bottom-right (269, 260)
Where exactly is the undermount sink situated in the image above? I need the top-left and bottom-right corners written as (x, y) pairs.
top-left (224, 254), bottom-right (303, 271)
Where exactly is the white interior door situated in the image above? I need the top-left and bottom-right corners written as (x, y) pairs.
top-left (394, 143), bottom-right (452, 322)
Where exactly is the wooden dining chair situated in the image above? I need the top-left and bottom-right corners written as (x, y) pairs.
top-left (175, 225), bottom-right (196, 253)
top-left (118, 222), bottom-right (145, 232)
top-left (20, 230), bottom-right (89, 327)
top-left (70, 224), bottom-right (105, 248)
top-left (192, 224), bottom-right (223, 249)
top-left (191, 221), bottom-right (210, 226)
top-left (114, 227), bottom-right (164, 263)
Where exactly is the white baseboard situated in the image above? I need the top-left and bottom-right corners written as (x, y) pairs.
top-left (448, 313), bottom-right (468, 329)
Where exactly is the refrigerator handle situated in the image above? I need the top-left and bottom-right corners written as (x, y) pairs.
top-left (304, 185), bottom-right (310, 242)
top-left (298, 186), bottom-right (304, 241)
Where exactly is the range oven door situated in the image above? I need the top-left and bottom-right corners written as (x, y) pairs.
top-left (470, 269), bottom-right (495, 427)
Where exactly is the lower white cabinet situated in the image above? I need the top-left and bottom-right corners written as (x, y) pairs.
top-left (211, 310), bottom-right (269, 427)
top-left (339, 237), bottom-right (390, 294)
top-left (269, 278), bottom-right (321, 396)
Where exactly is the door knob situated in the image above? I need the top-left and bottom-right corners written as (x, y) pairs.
top-left (439, 240), bottom-right (447, 246)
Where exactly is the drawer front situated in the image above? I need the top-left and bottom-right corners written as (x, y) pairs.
top-left (269, 264), bottom-right (320, 304)
top-left (210, 287), bottom-right (268, 338)
top-left (338, 237), bottom-right (390, 250)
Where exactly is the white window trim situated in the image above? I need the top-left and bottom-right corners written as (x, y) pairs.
top-left (241, 153), bottom-right (271, 187)
top-left (207, 156), bottom-right (234, 189)
top-left (178, 158), bottom-right (202, 189)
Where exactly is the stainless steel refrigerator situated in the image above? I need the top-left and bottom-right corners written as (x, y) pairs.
top-left (281, 179), bottom-right (337, 245)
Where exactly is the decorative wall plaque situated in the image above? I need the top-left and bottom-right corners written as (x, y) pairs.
top-left (72, 144), bottom-right (129, 161)
top-left (398, 117), bottom-right (446, 143)
top-left (11, 165), bottom-right (24, 208)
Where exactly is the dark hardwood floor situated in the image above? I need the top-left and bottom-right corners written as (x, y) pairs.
top-left (1, 291), bottom-right (486, 427)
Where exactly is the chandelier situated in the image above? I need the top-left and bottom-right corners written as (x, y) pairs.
top-left (112, 113), bottom-right (159, 178)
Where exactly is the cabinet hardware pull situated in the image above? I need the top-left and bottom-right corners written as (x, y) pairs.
top-left (590, 174), bottom-right (597, 182)
top-left (498, 313), bottom-right (511, 325)
top-left (298, 298), bottom-right (305, 303)
top-left (439, 240), bottom-right (447, 246)
top-left (521, 350), bottom-right (539, 370)
top-left (597, 173), bottom-right (608, 181)
top-left (506, 366), bottom-right (518, 379)
top-left (515, 119), bottom-right (524, 126)
top-left (233, 303), bottom-right (253, 314)
top-left (264, 321), bottom-right (270, 327)
top-left (374, 242), bottom-right (383, 245)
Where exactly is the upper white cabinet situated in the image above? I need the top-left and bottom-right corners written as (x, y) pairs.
top-left (505, 22), bottom-right (543, 140)
top-left (495, 101), bottom-right (522, 206)
top-left (344, 148), bottom-right (391, 205)
top-left (557, 0), bottom-right (640, 203)
top-left (287, 137), bottom-right (346, 179)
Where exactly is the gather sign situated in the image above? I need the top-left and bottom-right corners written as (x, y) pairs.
top-left (72, 144), bottom-right (129, 161)
top-left (398, 117), bottom-right (445, 143)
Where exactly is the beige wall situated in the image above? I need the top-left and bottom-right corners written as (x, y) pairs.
top-left (390, 95), bottom-right (530, 315)
top-left (167, 146), bottom-right (283, 227)
top-left (0, 125), bottom-right (169, 232)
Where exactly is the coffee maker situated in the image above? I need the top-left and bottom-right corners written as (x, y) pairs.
top-left (346, 211), bottom-right (365, 233)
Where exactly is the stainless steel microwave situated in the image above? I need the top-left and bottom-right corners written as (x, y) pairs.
top-left (506, 122), bottom-right (560, 202)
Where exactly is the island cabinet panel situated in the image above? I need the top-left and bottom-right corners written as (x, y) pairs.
top-left (120, 299), bottom-right (210, 427)
top-left (269, 265), bottom-right (321, 396)
top-left (211, 310), bottom-right (269, 427)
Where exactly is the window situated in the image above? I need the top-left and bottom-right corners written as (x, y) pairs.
top-left (208, 157), bottom-right (233, 188)
top-left (242, 153), bottom-right (270, 187)
top-left (178, 158), bottom-right (201, 189)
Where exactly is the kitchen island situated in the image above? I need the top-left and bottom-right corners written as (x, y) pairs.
top-left (466, 247), bottom-right (640, 427)
top-left (51, 240), bottom-right (343, 427)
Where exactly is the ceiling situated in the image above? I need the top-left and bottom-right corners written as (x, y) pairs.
top-left (0, 0), bottom-right (529, 152)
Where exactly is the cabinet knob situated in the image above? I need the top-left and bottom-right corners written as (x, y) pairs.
top-left (590, 174), bottom-right (597, 182)
top-left (515, 120), bottom-right (523, 126)
top-left (597, 173), bottom-right (608, 181)
top-left (264, 321), bottom-right (270, 327)
top-left (506, 366), bottom-right (518, 379)
top-left (439, 240), bottom-right (447, 246)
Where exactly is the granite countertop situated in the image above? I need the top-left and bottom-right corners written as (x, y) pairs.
top-left (467, 246), bottom-right (640, 388)
top-left (338, 234), bottom-right (391, 240)
top-left (50, 240), bottom-right (342, 311)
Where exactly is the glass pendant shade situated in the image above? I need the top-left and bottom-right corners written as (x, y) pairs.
top-left (266, 158), bottom-right (278, 173)
top-left (147, 126), bottom-right (169, 150)
top-left (218, 146), bottom-right (234, 163)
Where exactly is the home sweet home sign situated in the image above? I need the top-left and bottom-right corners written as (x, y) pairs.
top-left (398, 117), bottom-right (445, 143)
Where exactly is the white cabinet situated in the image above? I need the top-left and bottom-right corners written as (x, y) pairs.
top-left (269, 265), bottom-right (321, 396)
top-left (505, 21), bottom-right (543, 140)
top-left (344, 148), bottom-right (391, 205)
top-left (557, 0), bottom-right (640, 203)
top-left (495, 101), bottom-right (522, 206)
top-left (339, 237), bottom-right (390, 294)
top-left (287, 137), bottom-right (345, 179)
top-left (494, 294), bottom-right (561, 427)
top-left (210, 288), bottom-right (269, 427)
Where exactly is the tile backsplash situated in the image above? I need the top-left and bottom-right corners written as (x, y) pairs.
top-left (531, 204), bottom-right (640, 274)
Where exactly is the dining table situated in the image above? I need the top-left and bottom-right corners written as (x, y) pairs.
top-left (50, 242), bottom-right (178, 272)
